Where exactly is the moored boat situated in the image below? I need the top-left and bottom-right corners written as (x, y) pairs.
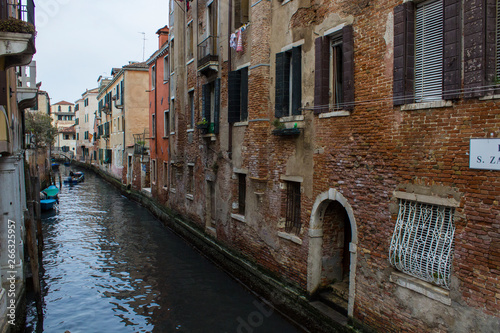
top-left (63, 171), bottom-right (84, 185)
top-left (40, 199), bottom-right (57, 211)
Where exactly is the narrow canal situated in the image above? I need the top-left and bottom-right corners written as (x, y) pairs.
top-left (25, 168), bottom-right (304, 333)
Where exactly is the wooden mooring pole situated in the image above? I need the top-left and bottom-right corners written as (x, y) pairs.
top-left (33, 176), bottom-right (44, 261)
top-left (25, 173), bottom-right (44, 325)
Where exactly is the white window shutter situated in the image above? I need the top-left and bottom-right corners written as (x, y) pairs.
top-left (415, 0), bottom-right (444, 102)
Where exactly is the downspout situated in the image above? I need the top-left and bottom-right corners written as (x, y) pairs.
top-left (228, 0), bottom-right (233, 158)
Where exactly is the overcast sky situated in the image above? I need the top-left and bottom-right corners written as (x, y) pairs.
top-left (33, 0), bottom-right (169, 104)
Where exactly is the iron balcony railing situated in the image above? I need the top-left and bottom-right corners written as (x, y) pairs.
top-left (197, 35), bottom-right (218, 69)
top-left (0, 0), bottom-right (35, 26)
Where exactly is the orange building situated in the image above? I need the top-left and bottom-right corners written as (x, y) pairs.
top-left (146, 26), bottom-right (170, 203)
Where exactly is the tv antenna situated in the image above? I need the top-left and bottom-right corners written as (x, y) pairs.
top-left (139, 32), bottom-right (146, 61)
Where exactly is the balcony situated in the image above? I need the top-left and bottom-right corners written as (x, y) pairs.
top-left (0, 0), bottom-right (36, 70)
top-left (133, 130), bottom-right (149, 156)
top-left (17, 60), bottom-right (36, 109)
top-left (197, 35), bottom-right (218, 75)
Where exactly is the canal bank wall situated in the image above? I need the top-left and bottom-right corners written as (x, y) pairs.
top-left (72, 161), bottom-right (356, 333)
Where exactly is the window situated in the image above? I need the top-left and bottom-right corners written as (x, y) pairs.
top-left (152, 113), bottom-right (156, 138)
top-left (234, 0), bottom-right (249, 29)
top-left (163, 162), bottom-right (169, 188)
top-left (76, 133), bottom-right (79, 140)
top-left (389, 199), bottom-right (455, 290)
top-left (152, 65), bottom-right (156, 90)
top-left (393, 0), bottom-right (459, 104)
top-left (187, 21), bottom-right (194, 60)
top-left (228, 67), bottom-right (248, 123)
top-left (164, 55), bottom-right (169, 81)
top-left (188, 91), bottom-right (195, 129)
top-left (164, 110), bottom-right (170, 136)
top-left (202, 79), bottom-right (221, 134)
top-left (315, 25), bottom-right (354, 113)
top-left (284, 181), bottom-right (301, 235)
top-left (64, 134), bottom-right (70, 140)
top-left (238, 173), bottom-right (246, 215)
top-left (275, 46), bottom-right (301, 117)
top-left (171, 99), bottom-right (176, 132)
top-left (151, 159), bottom-right (157, 184)
top-left (187, 165), bottom-right (194, 194)
top-left (58, 106), bottom-right (61, 111)
top-left (170, 39), bottom-right (175, 73)
top-left (69, 106), bottom-right (72, 111)
top-left (58, 115), bottom-right (62, 120)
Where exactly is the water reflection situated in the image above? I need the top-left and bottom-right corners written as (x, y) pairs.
top-left (26, 168), bottom-right (303, 333)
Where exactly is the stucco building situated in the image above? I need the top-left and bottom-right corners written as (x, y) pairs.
top-left (75, 88), bottom-right (98, 162)
top-left (161, 0), bottom-right (500, 332)
top-left (95, 62), bottom-right (149, 182)
top-left (146, 26), bottom-right (170, 202)
top-left (50, 100), bottom-right (76, 156)
top-left (0, 0), bottom-right (37, 330)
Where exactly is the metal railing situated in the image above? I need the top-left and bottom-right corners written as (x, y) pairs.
top-left (0, 0), bottom-right (35, 26)
top-left (197, 35), bottom-right (218, 68)
top-left (133, 130), bottom-right (149, 155)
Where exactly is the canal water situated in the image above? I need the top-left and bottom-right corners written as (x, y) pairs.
top-left (25, 168), bottom-right (304, 333)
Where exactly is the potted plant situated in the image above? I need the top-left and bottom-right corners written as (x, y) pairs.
top-left (196, 118), bottom-right (209, 134)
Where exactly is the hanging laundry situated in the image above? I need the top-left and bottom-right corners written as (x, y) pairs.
top-left (236, 29), bottom-right (243, 52)
top-left (230, 33), bottom-right (237, 49)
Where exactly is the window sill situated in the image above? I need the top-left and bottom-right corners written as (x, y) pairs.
top-left (163, 136), bottom-right (168, 139)
top-left (186, 58), bottom-right (194, 66)
top-left (319, 110), bottom-right (351, 118)
top-left (170, 188), bottom-right (176, 194)
top-left (202, 133), bottom-right (217, 141)
top-left (170, 132), bottom-right (176, 136)
top-left (280, 115), bottom-right (304, 123)
top-left (277, 231), bottom-right (302, 245)
top-left (163, 80), bottom-right (169, 85)
top-left (390, 271), bottom-right (451, 306)
top-left (186, 129), bottom-right (194, 133)
top-left (186, 194), bottom-right (194, 200)
top-left (231, 213), bottom-right (246, 223)
top-left (400, 100), bottom-right (452, 111)
top-left (163, 186), bottom-right (168, 191)
top-left (234, 121), bottom-right (248, 127)
top-left (479, 94), bottom-right (500, 101)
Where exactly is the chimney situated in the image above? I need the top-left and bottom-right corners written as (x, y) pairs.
top-left (156, 25), bottom-right (170, 48)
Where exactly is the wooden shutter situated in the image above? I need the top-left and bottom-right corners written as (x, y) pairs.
top-left (0, 70), bottom-right (7, 106)
top-left (291, 46), bottom-right (302, 115)
top-left (415, 0), bottom-right (444, 102)
top-left (214, 78), bottom-right (221, 134)
top-left (464, 0), bottom-right (487, 97)
top-left (314, 37), bottom-right (330, 114)
top-left (443, 0), bottom-right (460, 100)
top-left (343, 25), bottom-right (355, 111)
top-left (275, 52), bottom-right (286, 118)
top-left (240, 67), bottom-right (248, 121)
top-left (228, 70), bottom-right (241, 123)
top-left (394, 3), bottom-right (414, 105)
top-left (202, 83), bottom-right (211, 123)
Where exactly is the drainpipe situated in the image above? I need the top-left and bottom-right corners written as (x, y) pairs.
top-left (228, 0), bottom-right (233, 158)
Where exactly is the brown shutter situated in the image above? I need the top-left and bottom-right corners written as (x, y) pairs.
top-left (393, 3), bottom-right (415, 106)
top-left (464, 0), bottom-right (487, 98)
top-left (343, 25), bottom-right (355, 111)
top-left (291, 46), bottom-right (302, 115)
top-left (443, 0), bottom-right (461, 100)
top-left (0, 70), bottom-right (7, 106)
top-left (314, 37), bottom-right (330, 114)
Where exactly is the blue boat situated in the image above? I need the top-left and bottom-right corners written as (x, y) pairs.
top-left (63, 171), bottom-right (84, 185)
top-left (42, 185), bottom-right (59, 198)
top-left (40, 199), bottom-right (57, 211)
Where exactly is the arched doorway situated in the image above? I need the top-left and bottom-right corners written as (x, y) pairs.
top-left (307, 189), bottom-right (357, 317)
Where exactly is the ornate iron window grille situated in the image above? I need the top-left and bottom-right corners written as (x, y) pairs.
top-left (389, 199), bottom-right (455, 289)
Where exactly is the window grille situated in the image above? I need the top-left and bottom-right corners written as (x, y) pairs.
top-left (389, 199), bottom-right (455, 289)
top-left (415, 0), bottom-right (443, 102)
top-left (285, 181), bottom-right (301, 235)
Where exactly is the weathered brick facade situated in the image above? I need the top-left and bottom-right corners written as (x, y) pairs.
top-left (154, 0), bottom-right (500, 331)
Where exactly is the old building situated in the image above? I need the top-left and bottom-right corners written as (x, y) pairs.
top-left (95, 62), bottom-right (149, 182)
top-left (75, 88), bottom-right (98, 163)
top-left (163, 0), bottom-right (500, 332)
top-left (146, 26), bottom-right (170, 201)
top-left (50, 100), bottom-right (76, 157)
top-left (0, 0), bottom-right (36, 330)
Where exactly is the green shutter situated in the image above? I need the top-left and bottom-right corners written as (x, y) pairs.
top-left (291, 46), bottom-right (302, 115)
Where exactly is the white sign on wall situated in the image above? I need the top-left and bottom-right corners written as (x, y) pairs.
top-left (469, 139), bottom-right (500, 170)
